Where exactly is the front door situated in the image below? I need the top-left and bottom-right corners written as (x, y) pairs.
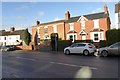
top-left (82, 34), bottom-right (86, 40)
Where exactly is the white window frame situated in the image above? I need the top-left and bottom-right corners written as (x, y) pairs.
top-left (67, 33), bottom-right (77, 42)
top-left (69, 23), bottom-right (74, 31)
top-left (44, 26), bottom-right (48, 33)
top-left (90, 32), bottom-right (104, 42)
top-left (93, 19), bottom-right (99, 29)
top-left (37, 28), bottom-right (40, 34)
top-left (53, 25), bottom-right (57, 33)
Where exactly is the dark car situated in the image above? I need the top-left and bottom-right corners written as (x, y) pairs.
top-left (0, 45), bottom-right (16, 51)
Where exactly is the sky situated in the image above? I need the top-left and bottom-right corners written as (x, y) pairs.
top-left (1, 2), bottom-right (118, 33)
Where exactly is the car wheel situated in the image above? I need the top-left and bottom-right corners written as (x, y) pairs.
top-left (101, 50), bottom-right (108, 57)
top-left (83, 50), bottom-right (89, 56)
top-left (65, 49), bottom-right (70, 55)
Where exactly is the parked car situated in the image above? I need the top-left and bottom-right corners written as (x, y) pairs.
top-left (0, 46), bottom-right (10, 51)
top-left (0, 45), bottom-right (16, 51)
top-left (64, 43), bottom-right (96, 56)
top-left (98, 42), bottom-right (120, 57)
top-left (9, 45), bottom-right (16, 51)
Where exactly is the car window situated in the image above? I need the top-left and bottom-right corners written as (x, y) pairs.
top-left (71, 44), bottom-right (78, 47)
top-left (110, 43), bottom-right (119, 48)
top-left (118, 43), bottom-right (120, 48)
top-left (78, 44), bottom-right (86, 47)
top-left (88, 44), bottom-right (95, 48)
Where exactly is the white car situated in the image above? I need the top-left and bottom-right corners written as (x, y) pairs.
top-left (64, 43), bottom-right (96, 56)
top-left (98, 42), bottom-right (120, 57)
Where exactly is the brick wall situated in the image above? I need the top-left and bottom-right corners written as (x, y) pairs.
top-left (16, 45), bottom-right (32, 50)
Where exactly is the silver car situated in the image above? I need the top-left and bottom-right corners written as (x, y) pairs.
top-left (64, 43), bottom-right (96, 56)
top-left (98, 42), bottom-right (120, 57)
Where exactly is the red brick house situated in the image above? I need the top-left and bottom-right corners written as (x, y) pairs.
top-left (65, 4), bottom-right (110, 42)
top-left (32, 4), bottom-right (111, 45)
top-left (32, 20), bottom-right (65, 45)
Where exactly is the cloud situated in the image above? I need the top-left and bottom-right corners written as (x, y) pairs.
top-left (16, 5), bottom-right (29, 10)
top-left (14, 16), bottom-right (28, 20)
top-left (37, 11), bottom-right (45, 17)
top-left (53, 17), bottom-right (59, 21)
top-left (91, 8), bottom-right (103, 13)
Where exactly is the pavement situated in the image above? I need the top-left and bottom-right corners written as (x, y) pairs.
top-left (2, 50), bottom-right (120, 79)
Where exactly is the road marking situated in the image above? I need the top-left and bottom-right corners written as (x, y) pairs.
top-left (50, 62), bottom-right (97, 70)
top-left (15, 57), bottom-right (36, 61)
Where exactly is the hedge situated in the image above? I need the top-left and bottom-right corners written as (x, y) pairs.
top-left (74, 40), bottom-right (93, 43)
top-left (106, 29), bottom-right (120, 46)
top-left (58, 40), bottom-right (72, 51)
top-left (99, 40), bottom-right (107, 48)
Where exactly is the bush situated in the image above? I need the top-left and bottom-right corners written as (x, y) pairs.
top-left (99, 40), bottom-right (107, 48)
top-left (58, 40), bottom-right (72, 51)
top-left (24, 28), bottom-right (31, 46)
top-left (106, 29), bottom-right (120, 46)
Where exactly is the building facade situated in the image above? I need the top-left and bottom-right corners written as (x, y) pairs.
top-left (65, 4), bottom-right (110, 42)
top-left (32, 4), bottom-right (111, 44)
top-left (115, 2), bottom-right (120, 29)
top-left (0, 27), bottom-right (26, 46)
top-left (32, 20), bottom-right (65, 45)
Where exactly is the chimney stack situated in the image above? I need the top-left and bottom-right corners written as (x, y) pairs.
top-left (65, 10), bottom-right (70, 20)
top-left (36, 20), bottom-right (40, 26)
top-left (104, 4), bottom-right (108, 14)
top-left (10, 27), bottom-right (15, 32)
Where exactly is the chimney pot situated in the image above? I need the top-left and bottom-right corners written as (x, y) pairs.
top-left (10, 27), bottom-right (15, 32)
top-left (65, 10), bottom-right (70, 20)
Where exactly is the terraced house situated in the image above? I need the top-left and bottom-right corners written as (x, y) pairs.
top-left (0, 27), bottom-right (26, 46)
top-left (32, 4), bottom-right (111, 45)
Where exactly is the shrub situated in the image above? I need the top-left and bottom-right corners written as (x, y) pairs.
top-left (99, 40), bottom-right (107, 48)
top-left (106, 29), bottom-right (120, 46)
top-left (74, 40), bottom-right (93, 43)
top-left (58, 40), bottom-right (72, 51)
top-left (24, 28), bottom-right (31, 46)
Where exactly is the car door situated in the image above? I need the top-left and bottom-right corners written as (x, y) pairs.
top-left (76, 44), bottom-right (86, 54)
top-left (108, 43), bottom-right (119, 55)
top-left (69, 44), bottom-right (78, 53)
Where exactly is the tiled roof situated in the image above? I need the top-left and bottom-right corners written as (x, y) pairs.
top-left (38, 20), bottom-right (65, 26)
top-left (90, 28), bottom-right (104, 32)
top-left (67, 30), bottom-right (77, 34)
top-left (65, 12), bottom-right (108, 23)
top-left (0, 30), bottom-right (26, 39)
top-left (35, 12), bottom-right (108, 26)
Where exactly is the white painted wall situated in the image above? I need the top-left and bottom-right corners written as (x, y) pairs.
top-left (115, 13), bottom-right (120, 29)
top-left (0, 35), bottom-right (21, 46)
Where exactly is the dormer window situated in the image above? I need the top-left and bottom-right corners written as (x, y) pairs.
top-left (69, 23), bottom-right (74, 31)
